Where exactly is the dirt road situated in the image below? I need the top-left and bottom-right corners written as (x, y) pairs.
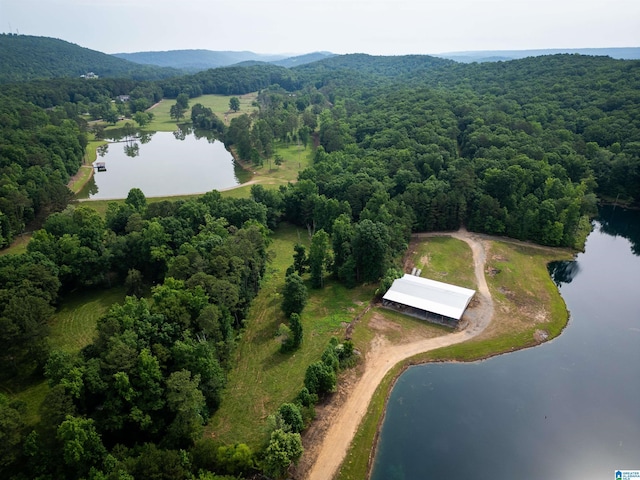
top-left (303, 229), bottom-right (494, 480)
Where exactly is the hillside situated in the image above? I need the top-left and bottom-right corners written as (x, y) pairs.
top-left (113, 49), bottom-right (288, 71)
top-left (436, 47), bottom-right (640, 63)
top-left (114, 49), bottom-right (335, 71)
top-left (292, 53), bottom-right (455, 78)
top-left (0, 34), bottom-right (181, 83)
top-left (272, 51), bottom-right (336, 67)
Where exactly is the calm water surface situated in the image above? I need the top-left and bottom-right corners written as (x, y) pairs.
top-left (371, 207), bottom-right (640, 480)
top-left (78, 130), bottom-right (248, 199)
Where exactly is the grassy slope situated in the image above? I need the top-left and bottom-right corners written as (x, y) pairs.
top-left (206, 223), bottom-right (376, 448)
top-left (337, 238), bottom-right (573, 480)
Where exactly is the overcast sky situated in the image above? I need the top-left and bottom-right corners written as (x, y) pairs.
top-left (1, 0), bottom-right (639, 55)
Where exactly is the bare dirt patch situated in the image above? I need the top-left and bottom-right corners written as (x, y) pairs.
top-left (368, 312), bottom-right (402, 334)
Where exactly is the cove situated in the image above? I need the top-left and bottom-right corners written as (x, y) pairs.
top-left (371, 206), bottom-right (640, 479)
top-left (77, 129), bottom-right (249, 200)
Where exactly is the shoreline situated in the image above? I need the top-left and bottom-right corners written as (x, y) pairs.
top-left (302, 230), bottom-right (495, 480)
top-left (302, 230), bottom-right (573, 480)
top-left (363, 311), bottom-right (571, 480)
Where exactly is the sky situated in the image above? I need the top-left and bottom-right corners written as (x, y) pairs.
top-left (1, 0), bottom-right (639, 55)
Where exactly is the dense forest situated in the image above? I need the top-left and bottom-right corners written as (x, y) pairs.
top-left (0, 34), bottom-right (180, 83)
top-left (1, 42), bottom-right (639, 478)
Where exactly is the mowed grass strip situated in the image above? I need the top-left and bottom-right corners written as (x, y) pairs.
top-left (207, 223), bottom-right (375, 448)
top-left (337, 238), bottom-right (572, 480)
top-left (49, 287), bottom-right (127, 353)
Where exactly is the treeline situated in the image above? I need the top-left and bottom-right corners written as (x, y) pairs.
top-left (1, 189), bottom-right (272, 478)
top-left (159, 64), bottom-right (300, 98)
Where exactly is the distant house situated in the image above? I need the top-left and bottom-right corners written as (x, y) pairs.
top-left (117, 95), bottom-right (130, 102)
top-left (382, 274), bottom-right (475, 327)
top-left (81, 72), bottom-right (99, 79)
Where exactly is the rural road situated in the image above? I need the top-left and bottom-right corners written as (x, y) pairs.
top-left (304, 229), bottom-right (494, 480)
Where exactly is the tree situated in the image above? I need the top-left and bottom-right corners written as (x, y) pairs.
top-left (170, 103), bottom-right (186, 122)
top-left (124, 268), bottom-right (144, 297)
top-left (303, 361), bottom-right (336, 395)
top-left (292, 243), bottom-right (307, 276)
top-left (352, 219), bottom-right (391, 283)
top-left (289, 312), bottom-right (303, 349)
top-left (133, 111), bottom-right (153, 128)
top-left (262, 429), bottom-right (303, 479)
top-left (165, 369), bottom-right (207, 447)
top-left (281, 273), bottom-right (307, 318)
top-left (56, 415), bottom-right (107, 477)
top-left (274, 153), bottom-right (283, 169)
top-left (281, 312), bottom-right (303, 353)
top-left (229, 96), bottom-right (240, 112)
top-left (176, 93), bottom-right (190, 110)
top-left (0, 394), bottom-right (26, 472)
top-left (216, 442), bottom-right (255, 476)
top-left (309, 229), bottom-right (330, 288)
top-left (125, 187), bottom-right (147, 212)
top-left (277, 403), bottom-right (304, 433)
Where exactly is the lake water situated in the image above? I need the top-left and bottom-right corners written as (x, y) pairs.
top-left (77, 129), bottom-right (249, 199)
top-left (371, 207), bottom-right (640, 480)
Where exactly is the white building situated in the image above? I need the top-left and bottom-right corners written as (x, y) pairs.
top-left (382, 274), bottom-right (475, 327)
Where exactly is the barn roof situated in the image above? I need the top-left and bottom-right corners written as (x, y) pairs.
top-left (382, 274), bottom-right (475, 320)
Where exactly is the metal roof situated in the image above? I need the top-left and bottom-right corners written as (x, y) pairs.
top-left (382, 274), bottom-right (475, 320)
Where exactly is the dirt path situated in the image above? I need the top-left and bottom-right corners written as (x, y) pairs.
top-left (303, 228), bottom-right (494, 480)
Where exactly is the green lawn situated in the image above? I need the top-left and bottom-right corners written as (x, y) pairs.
top-left (207, 223), bottom-right (375, 449)
top-left (145, 93), bottom-right (258, 132)
top-left (0, 233), bottom-right (30, 256)
top-left (412, 236), bottom-right (476, 289)
top-left (49, 287), bottom-right (127, 353)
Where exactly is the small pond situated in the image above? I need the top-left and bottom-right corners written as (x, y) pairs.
top-left (77, 127), bottom-right (250, 199)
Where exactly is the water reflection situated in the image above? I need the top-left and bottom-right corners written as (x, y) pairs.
top-left (598, 205), bottom-right (640, 255)
top-left (548, 260), bottom-right (580, 286)
top-left (173, 128), bottom-right (187, 141)
top-left (97, 144), bottom-right (109, 157)
top-left (80, 129), bottom-right (248, 199)
top-left (123, 141), bottom-right (139, 158)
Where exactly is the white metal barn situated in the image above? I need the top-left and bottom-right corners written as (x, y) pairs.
top-left (382, 274), bottom-right (475, 327)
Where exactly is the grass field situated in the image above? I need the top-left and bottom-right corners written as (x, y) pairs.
top-left (49, 287), bottom-right (127, 353)
top-left (411, 236), bottom-right (476, 289)
top-left (206, 223), bottom-right (376, 449)
top-left (145, 92), bottom-right (258, 132)
top-left (336, 237), bottom-right (573, 480)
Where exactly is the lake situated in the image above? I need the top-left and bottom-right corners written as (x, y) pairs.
top-left (371, 206), bottom-right (640, 480)
top-left (77, 128), bottom-right (250, 199)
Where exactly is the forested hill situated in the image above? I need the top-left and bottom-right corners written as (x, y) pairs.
top-left (113, 49), bottom-right (288, 72)
top-left (113, 50), bottom-right (335, 71)
top-left (0, 34), bottom-right (181, 83)
top-left (437, 47), bottom-right (640, 63)
top-left (293, 53), bottom-right (455, 79)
